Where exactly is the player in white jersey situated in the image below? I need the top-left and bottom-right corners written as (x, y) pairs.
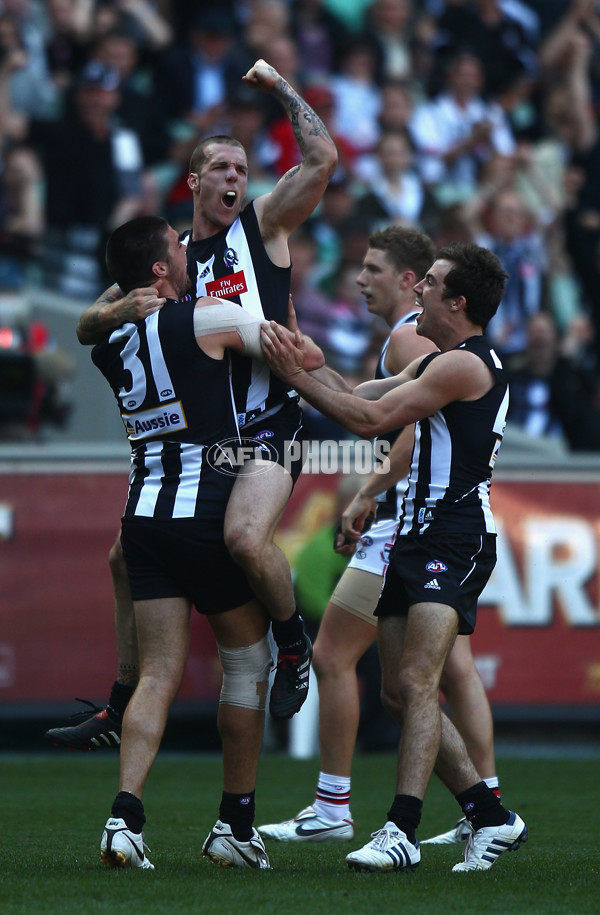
top-left (259, 229), bottom-right (500, 846)
top-left (46, 59), bottom-right (338, 751)
top-left (261, 241), bottom-right (528, 874)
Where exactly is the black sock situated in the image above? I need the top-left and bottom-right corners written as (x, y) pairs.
top-left (219, 790), bottom-right (256, 842)
top-left (107, 680), bottom-right (135, 722)
top-left (271, 610), bottom-right (306, 652)
top-left (456, 781), bottom-right (509, 830)
top-left (111, 791), bottom-right (146, 834)
top-left (387, 794), bottom-right (422, 844)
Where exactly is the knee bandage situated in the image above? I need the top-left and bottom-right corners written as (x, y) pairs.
top-left (217, 635), bottom-right (273, 711)
top-left (193, 300), bottom-right (263, 359)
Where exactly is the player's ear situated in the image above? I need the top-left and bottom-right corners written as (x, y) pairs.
top-left (188, 172), bottom-right (199, 191)
top-left (152, 260), bottom-right (167, 279)
top-left (450, 295), bottom-right (466, 312)
top-left (399, 269), bottom-right (416, 290)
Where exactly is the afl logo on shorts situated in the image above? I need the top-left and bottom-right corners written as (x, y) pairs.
top-left (254, 430), bottom-right (274, 441)
top-left (224, 247), bottom-right (238, 268)
top-left (360, 535), bottom-right (373, 547)
top-left (206, 436), bottom-right (279, 476)
top-left (426, 560), bottom-right (448, 573)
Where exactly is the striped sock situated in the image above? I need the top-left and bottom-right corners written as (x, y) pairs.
top-left (313, 772), bottom-right (351, 822)
top-left (483, 776), bottom-right (501, 800)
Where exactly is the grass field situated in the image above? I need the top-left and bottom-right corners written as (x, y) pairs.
top-left (2, 751), bottom-right (599, 914)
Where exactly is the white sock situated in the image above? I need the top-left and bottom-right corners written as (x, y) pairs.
top-left (313, 772), bottom-right (351, 822)
top-left (483, 776), bottom-right (500, 798)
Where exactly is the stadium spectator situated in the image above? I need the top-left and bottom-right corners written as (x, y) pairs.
top-left (506, 310), bottom-right (600, 451)
top-left (0, 144), bottom-right (44, 289)
top-left (477, 187), bottom-right (547, 360)
top-left (307, 168), bottom-right (364, 289)
top-left (326, 260), bottom-right (374, 373)
top-left (86, 0), bottom-right (173, 52)
top-left (90, 28), bottom-right (172, 172)
top-left (28, 59), bottom-right (150, 297)
top-left (376, 78), bottom-right (415, 134)
top-left (410, 51), bottom-right (516, 202)
top-left (354, 127), bottom-right (429, 229)
top-left (363, 0), bottom-right (416, 85)
top-left (44, 0), bottom-right (92, 96)
top-left (289, 0), bottom-right (350, 79)
top-left (329, 39), bottom-right (382, 157)
top-left (288, 226), bottom-right (333, 351)
top-left (0, 0), bottom-right (60, 120)
top-left (428, 0), bottom-right (539, 100)
top-left (155, 9), bottom-right (240, 134)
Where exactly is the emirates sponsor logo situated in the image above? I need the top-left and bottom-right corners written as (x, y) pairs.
top-left (205, 270), bottom-right (247, 299)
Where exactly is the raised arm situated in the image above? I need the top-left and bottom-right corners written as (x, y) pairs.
top-left (247, 60), bottom-right (338, 246)
top-left (76, 285), bottom-right (166, 345)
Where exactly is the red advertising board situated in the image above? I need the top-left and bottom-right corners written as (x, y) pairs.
top-left (1, 468), bottom-right (599, 711)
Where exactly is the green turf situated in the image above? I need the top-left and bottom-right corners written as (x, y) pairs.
top-left (2, 753), bottom-right (599, 914)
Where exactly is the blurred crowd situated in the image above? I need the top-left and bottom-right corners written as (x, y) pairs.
top-left (0, 0), bottom-right (599, 449)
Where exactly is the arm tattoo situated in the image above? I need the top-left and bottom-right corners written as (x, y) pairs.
top-left (77, 285), bottom-right (122, 341)
top-left (278, 77), bottom-right (334, 155)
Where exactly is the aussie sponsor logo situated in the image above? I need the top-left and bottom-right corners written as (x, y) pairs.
top-left (206, 270), bottom-right (247, 299)
top-left (122, 401), bottom-right (187, 441)
top-left (206, 436), bottom-right (279, 476)
top-left (426, 560), bottom-right (448, 573)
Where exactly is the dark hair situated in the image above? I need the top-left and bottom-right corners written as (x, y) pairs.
top-left (368, 226), bottom-right (435, 281)
top-left (435, 242), bottom-right (509, 329)
top-left (105, 216), bottom-right (170, 293)
top-left (189, 135), bottom-right (245, 176)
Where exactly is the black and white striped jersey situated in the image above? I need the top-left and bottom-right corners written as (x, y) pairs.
top-left (92, 297), bottom-right (238, 521)
top-left (373, 310), bottom-right (421, 522)
top-left (185, 201), bottom-right (293, 423)
top-left (398, 335), bottom-right (509, 536)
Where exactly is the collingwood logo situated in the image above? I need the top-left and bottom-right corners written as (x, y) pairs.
top-left (223, 248), bottom-right (239, 267)
top-left (224, 247), bottom-right (238, 268)
top-left (123, 401), bottom-right (187, 440)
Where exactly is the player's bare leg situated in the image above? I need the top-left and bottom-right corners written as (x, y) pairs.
top-left (314, 603), bottom-right (377, 777)
top-left (225, 462), bottom-right (311, 719)
top-left (202, 600), bottom-right (272, 869)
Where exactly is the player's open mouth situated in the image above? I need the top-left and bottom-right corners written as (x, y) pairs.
top-left (223, 191), bottom-right (236, 208)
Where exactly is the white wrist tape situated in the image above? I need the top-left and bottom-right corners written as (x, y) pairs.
top-left (193, 300), bottom-right (263, 359)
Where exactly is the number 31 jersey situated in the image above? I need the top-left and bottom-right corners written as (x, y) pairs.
top-left (91, 296), bottom-right (238, 521)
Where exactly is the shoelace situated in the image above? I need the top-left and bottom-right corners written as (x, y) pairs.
top-left (69, 698), bottom-right (105, 721)
top-left (462, 832), bottom-right (475, 858)
top-left (369, 826), bottom-right (397, 850)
